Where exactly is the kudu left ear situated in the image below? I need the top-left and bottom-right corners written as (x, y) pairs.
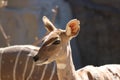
top-left (42, 16), bottom-right (57, 32)
top-left (65, 19), bottom-right (80, 38)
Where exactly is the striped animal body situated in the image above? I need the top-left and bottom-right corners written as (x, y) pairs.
top-left (0, 45), bottom-right (58, 80)
top-left (0, 16), bottom-right (120, 80)
top-left (0, 45), bottom-right (120, 80)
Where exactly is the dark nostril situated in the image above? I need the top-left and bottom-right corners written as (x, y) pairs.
top-left (33, 55), bottom-right (39, 62)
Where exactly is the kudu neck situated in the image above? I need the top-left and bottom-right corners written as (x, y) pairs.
top-left (56, 42), bottom-right (80, 80)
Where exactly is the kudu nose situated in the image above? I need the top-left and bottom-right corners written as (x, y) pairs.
top-left (33, 55), bottom-right (39, 62)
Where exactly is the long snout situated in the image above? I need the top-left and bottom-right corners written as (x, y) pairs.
top-left (32, 54), bottom-right (50, 66)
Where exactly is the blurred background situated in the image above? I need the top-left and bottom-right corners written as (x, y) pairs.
top-left (0, 0), bottom-right (120, 69)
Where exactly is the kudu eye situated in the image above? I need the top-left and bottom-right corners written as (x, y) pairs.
top-left (52, 40), bottom-right (61, 45)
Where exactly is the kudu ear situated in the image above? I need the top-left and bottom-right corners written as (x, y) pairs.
top-left (66, 19), bottom-right (80, 38)
top-left (42, 16), bottom-right (56, 32)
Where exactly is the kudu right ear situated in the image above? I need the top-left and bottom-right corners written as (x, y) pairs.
top-left (65, 19), bottom-right (80, 38)
top-left (42, 16), bottom-right (56, 32)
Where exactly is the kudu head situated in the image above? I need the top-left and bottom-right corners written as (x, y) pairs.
top-left (33, 16), bottom-right (80, 65)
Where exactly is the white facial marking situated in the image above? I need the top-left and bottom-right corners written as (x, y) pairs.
top-left (57, 63), bottom-right (66, 69)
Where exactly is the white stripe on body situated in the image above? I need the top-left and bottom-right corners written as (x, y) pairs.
top-left (22, 49), bottom-right (35, 80)
top-left (13, 48), bottom-right (23, 80)
top-left (26, 62), bottom-right (35, 80)
top-left (0, 49), bottom-right (5, 80)
top-left (40, 64), bottom-right (48, 80)
top-left (49, 62), bottom-right (56, 80)
top-left (22, 56), bottom-right (30, 80)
